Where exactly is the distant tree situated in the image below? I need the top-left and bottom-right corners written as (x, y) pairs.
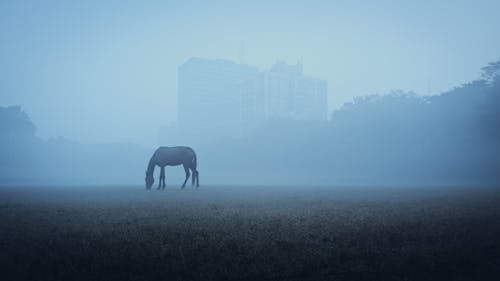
top-left (0, 105), bottom-right (36, 140)
top-left (479, 74), bottom-right (500, 140)
top-left (481, 59), bottom-right (500, 82)
top-left (0, 106), bottom-right (38, 180)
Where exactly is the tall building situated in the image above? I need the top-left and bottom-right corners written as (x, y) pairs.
top-left (177, 57), bottom-right (328, 138)
top-left (264, 61), bottom-right (328, 121)
top-left (178, 57), bottom-right (258, 136)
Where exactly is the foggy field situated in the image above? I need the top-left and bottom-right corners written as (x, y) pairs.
top-left (1, 185), bottom-right (500, 281)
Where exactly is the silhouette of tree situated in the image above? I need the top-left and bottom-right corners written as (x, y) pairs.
top-left (479, 74), bottom-right (500, 140)
top-left (0, 106), bottom-right (39, 181)
top-left (0, 105), bottom-right (36, 141)
top-left (481, 59), bottom-right (500, 81)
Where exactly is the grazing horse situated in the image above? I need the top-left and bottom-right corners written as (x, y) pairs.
top-left (145, 146), bottom-right (199, 190)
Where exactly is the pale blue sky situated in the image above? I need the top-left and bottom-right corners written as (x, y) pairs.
top-left (1, 0), bottom-right (500, 145)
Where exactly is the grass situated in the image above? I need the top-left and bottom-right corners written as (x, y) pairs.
top-left (0, 185), bottom-right (499, 280)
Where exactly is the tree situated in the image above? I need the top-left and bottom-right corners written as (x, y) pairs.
top-left (0, 105), bottom-right (36, 140)
top-left (481, 59), bottom-right (500, 82)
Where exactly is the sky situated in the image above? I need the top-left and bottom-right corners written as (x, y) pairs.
top-left (1, 0), bottom-right (500, 145)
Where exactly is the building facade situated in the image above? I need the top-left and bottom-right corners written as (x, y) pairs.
top-left (177, 57), bottom-right (328, 137)
top-left (264, 61), bottom-right (328, 121)
top-left (178, 57), bottom-right (259, 136)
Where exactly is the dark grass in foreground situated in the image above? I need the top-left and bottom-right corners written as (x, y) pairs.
top-left (0, 185), bottom-right (499, 281)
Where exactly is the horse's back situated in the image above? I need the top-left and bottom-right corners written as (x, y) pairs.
top-left (154, 146), bottom-right (195, 166)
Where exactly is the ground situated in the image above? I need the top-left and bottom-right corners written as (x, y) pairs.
top-left (0, 185), bottom-right (499, 281)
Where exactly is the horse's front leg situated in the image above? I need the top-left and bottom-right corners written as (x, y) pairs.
top-left (162, 168), bottom-right (166, 189)
top-left (181, 165), bottom-right (190, 189)
top-left (158, 166), bottom-right (165, 190)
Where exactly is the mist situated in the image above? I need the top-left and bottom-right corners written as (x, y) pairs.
top-left (3, 2), bottom-right (500, 281)
top-left (2, 1), bottom-right (500, 144)
top-left (2, 60), bottom-right (499, 186)
top-left (1, 1), bottom-right (500, 186)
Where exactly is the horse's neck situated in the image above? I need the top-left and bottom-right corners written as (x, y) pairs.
top-left (146, 157), bottom-right (156, 176)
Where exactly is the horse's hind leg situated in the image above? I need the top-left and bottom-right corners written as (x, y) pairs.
top-left (191, 168), bottom-right (196, 186)
top-left (181, 164), bottom-right (190, 189)
top-left (191, 168), bottom-right (199, 188)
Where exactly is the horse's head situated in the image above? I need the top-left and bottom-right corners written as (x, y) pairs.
top-left (145, 171), bottom-right (154, 189)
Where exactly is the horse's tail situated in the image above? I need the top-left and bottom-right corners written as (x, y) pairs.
top-left (185, 146), bottom-right (197, 169)
top-left (192, 149), bottom-right (197, 169)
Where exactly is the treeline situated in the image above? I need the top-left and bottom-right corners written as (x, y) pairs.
top-left (0, 106), bottom-right (150, 184)
top-left (195, 61), bottom-right (500, 185)
top-left (1, 60), bottom-right (499, 186)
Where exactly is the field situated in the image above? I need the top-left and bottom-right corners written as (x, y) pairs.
top-left (1, 185), bottom-right (499, 281)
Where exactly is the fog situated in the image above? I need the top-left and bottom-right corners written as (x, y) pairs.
top-left (2, 63), bottom-right (499, 185)
top-left (1, 1), bottom-right (500, 186)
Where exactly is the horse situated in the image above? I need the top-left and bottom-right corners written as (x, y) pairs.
top-left (145, 146), bottom-right (199, 190)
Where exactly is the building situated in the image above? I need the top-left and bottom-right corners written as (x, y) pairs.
top-left (177, 57), bottom-right (328, 138)
top-left (178, 57), bottom-right (259, 136)
top-left (264, 61), bottom-right (328, 121)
